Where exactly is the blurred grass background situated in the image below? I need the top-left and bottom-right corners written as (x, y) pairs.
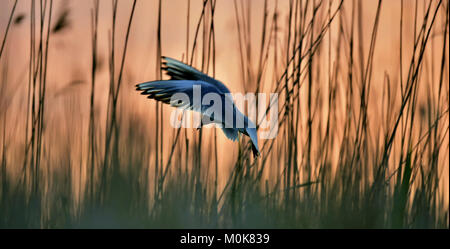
top-left (0, 0), bottom-right (448, 228)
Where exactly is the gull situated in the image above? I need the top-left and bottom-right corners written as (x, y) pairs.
top-left (136, 56), bottom-right (260, 157)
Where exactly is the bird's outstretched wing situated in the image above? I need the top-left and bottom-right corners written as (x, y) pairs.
top-left (162, 56), bottom-right (231, 95)
top-left (137, 80), bottom-right (213, 107)
top-left (136, 80), bottom-right (234, 123)
top-left (137, 79), bottom-right (240, 142)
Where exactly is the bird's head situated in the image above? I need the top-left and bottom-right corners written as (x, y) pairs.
top-left (242, 118), bottom-right (260, 158)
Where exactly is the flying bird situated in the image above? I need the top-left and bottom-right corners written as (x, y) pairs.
top-left (136, 56), bottom-right (260, 157)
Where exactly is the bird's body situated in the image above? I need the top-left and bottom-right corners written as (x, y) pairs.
top-left (136, 56), bottom-right (260, 157)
